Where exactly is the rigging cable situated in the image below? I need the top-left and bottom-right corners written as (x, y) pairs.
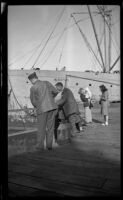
top-left (87, 5), bottom-right (105, 71)
top-left (8, 14), bottom-right (98, 68)
top-left (29, 16), bottom-right (96, 69)
top-left (58, 17), bottom-right (71, 65)
top-left (97, 5), bottom-right (120, 55)
top-left (97, 5), bottom-right (120, 71)
top-left (22, 23), bottom-right (55, 69)
top-left (91, 20), bottom-right (105, 71)
top-left (8, 45), bottom-right (41, 67)
top-left (8, 78), bottom-right (36, 127)
top-left (8, 78), bottom-right (26, 129)
top-left (37, 27), bottom-right (67, 69)
top-left (71, 13), bottom-right (103, 71)
top-left (31, 6), bottom-right (66, 69)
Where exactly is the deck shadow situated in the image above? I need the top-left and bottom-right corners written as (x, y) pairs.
top-left (92, 118), bottom-right (102, 124)
top-left (8, 104), bottom-right (121, 197)
top-left (8, 139), bottom-right (121, 197)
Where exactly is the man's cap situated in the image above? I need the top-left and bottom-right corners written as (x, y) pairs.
top-left (28, 72), bottom-right (38, 80)
top-left (55, 82), bottom-right (63, 87)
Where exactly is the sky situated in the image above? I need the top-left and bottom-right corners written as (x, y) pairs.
top-left (8, 5), bottom-right (120, 72)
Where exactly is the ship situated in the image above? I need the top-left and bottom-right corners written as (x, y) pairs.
top-left (8, 5), bottom-right (120, 111)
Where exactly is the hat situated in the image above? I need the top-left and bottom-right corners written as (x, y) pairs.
top-left (78, 88), bottom-right (84, 94)
top-left (99, 85), bottom-right (107, 91)
top-left (28, 72), bottom-right (38, 80)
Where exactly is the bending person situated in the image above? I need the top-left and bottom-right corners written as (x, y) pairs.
top-left (55, 82), bottom-right (83, 137)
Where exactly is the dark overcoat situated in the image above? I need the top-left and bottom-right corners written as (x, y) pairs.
top-left (56, 87), bottom-right (79, 117)
top-left (30, 80), bottom-right (58, 114)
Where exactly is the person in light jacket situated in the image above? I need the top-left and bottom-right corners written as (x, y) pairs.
top-left (55, 82), bottom-right (83, 137)
top-left (78, 88), bottom-right (92, 125)
top-left (28, 72), bottom-right (58, 150)
top-left (99, 85), bottom-right (109, 126)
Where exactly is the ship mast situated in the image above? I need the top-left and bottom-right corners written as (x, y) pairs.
top-left (71, 13), bottom-right (103, 71)
top-left (97, 6), bottom-right (114, 73)
top-left (87, 5), bottom-right (105, 72)
top-left (108, 11), bottom-right (111, 72)
top-left (103, 6), bottom-right (107, 71)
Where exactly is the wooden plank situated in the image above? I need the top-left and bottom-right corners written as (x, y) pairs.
top-left (8, 171), bottom-right (109, 196)
top-left (8, 166), bottom-right (105, 189)
top-left (8, 150), bottom-right (120, 171)
top-left (8, 105), bottom-right (120, 197)
top-left (8, 153), bottom-right (114, 167)
top-left (8, 182), bottom-right (40, 197)
top-left (8, 157), bottom-right (119, 180)
top-left (8, 182), bottom-right (64, 197)
top-left (102, 179), bottom-right (121, 195)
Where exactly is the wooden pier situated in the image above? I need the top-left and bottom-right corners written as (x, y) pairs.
top-left (8, 104), bottom-right (120, 197)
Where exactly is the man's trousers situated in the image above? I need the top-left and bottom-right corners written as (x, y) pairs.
top-left (37, 109), bottom-right (57, 149)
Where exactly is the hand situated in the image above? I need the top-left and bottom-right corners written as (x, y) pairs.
top-left (30, 109), bottom-right (37, 117)
top-left (33, 109), bottom-right (37, 116)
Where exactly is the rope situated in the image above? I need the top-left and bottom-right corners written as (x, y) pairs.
top-left (91, 20), bottom-right (105, 70)
top-left (8, 78), bottom-right (35, 129)
top-left (8, 45), bottom-right (41, 67)
top-left (37, 28), bottom-right (66, 69)
top-left (32, 6), bottom-right (66, 69)
top-left (8, 12), bottom-right (98, 69)
top-left (58, 18), bottom-right (71, 65)
top-left (71, 14), bottom-right (103, 71)
top-left (97, 5), bottom-right (120, 54)
top-left (38, 17), bottom-right (72, 68)
top-left (24, 20), bottom-right (59, 69)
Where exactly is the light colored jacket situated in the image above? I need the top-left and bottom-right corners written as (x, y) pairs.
top-left (84, 87), bottom-right (92, 99)
top-left (30, 80), bottom-right (58, 114)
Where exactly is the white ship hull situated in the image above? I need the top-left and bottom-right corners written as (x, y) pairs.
top-left (8, 69), bottom-right (120, 110)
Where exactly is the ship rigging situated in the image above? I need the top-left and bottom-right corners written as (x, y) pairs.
top-left (8, 5), bottom-right (120, 112)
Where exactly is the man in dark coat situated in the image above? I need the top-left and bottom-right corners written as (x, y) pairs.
top-left (55, 82), bottom-right (83, 136)
top-left (28, 72), bottom-right (58, 150)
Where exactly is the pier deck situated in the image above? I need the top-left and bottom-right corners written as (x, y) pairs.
top-left (8, 104), bottom-right (120, 197)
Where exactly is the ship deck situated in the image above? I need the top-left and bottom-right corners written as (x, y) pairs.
top-left (8, 104), bottom-right (120, 197)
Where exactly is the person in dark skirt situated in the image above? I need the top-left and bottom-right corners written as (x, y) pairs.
top-left (99, 85), bottom-right (109, 126)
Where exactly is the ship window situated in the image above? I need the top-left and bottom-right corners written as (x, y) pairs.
top-left (76, 83), bottom-right (79, 85)
top-left (89, 84), bottom-right (92, 86)
top-left (110, 85), bottom-right (112, 87)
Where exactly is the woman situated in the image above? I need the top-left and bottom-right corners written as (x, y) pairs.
top-left (78, 88), bottom-right (92, 125)
top-left (84, 87), bottom-right (93, 108)
top-left (99, 85), bottom-right (109, 126)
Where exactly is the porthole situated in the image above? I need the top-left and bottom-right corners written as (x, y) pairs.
top-left (89, 83), bottom-right (92, 86)
top-left (76, 83), bottom-right (79, 86)
top-left (110, 85), bottom-right (112, 87)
